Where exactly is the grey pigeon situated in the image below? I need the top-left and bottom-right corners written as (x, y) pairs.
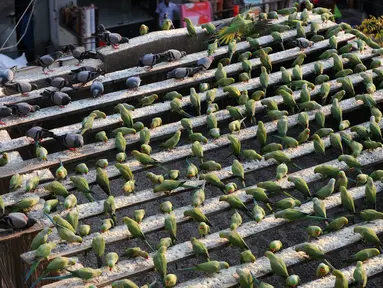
top-left (90, 80), bottom-right (104, 97)
top-left (54, 133), bottom-right (84, 150)
top-left (159, 49), bottom-right (187, 62)
top-left (71, 71), bottom-right (101, 84)
top-left (294, 38), bottom-right (314, 50)
top-left (95, 24), bottom-right (110, 34)
top-left (0, 105), bottom-right (12, 124)
top-left (5, 102), bottom-right (40, 116)
top-left (26, 126), bottom-right (55, 141)
top-left (64, 44), bottom-right (97, 65)
top-left (94, 30), bottom-right (129, 48)
top-left (126, 76), bottom-right (141, 89)
top-left (40, 90), bottom-right (71, 106)
top-left (0, 65), bottom-right (17, 85)
top-left (166, 67), bottom-right (201, 79)
top-left (33, 51), bottom-right (64, 74)
top-left (70, 66), bottom-right (102, 74)
top-left (139, 53), bottom-right (162, 68)
top-left (3, 81), bottom-right (38, 95)
top-left (46, 77), bottom-right (72, 90)
top-left (197, 55), bottom-right (214, 71)
top-left (0, 213), bottom-right (37, 229)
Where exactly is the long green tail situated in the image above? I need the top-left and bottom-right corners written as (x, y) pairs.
top-left (324, 259), bottom-right (336, 271)
top-left (178, 267), bottom-right (197, 271)
top-left (24, 259), bottom-right (42, 284)
top-left (42, 274), bottom-right (74, 281)
top-left (30, 271), bottom-right (48, 288)
top-left (144, 239), bottom-right (154, 252)
top-left (306, 215), bottom-right (332, 221)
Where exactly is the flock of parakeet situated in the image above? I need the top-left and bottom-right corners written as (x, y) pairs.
top-left (1, 0), bottom-right (383, 287)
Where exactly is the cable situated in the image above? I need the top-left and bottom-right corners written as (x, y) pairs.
top-left (0, 0), bottom-right (36, 52)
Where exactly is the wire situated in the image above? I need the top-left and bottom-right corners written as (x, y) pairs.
top-left (0, 0), bottom-right (36, 52)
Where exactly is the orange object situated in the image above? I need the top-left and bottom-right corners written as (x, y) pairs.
top-left (233, 5), bottom-right (239, 16)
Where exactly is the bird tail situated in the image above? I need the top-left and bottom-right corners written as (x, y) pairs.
top-left (84, 192), bottom-right (95, 202)
top-left (24, 259), bottom-right (42, 283)
top-left (96, 255), bottom-right (103, 268)
top-left (181, 110), bottom-right (194, 118)
top-left (29, 271), bottom-right (48, 288)
top-left (144, 239), bottom-right (154, 252)
top-left (178, 267), bottom-right (196, 271)
top-left (83, 50), bottom-right (97, 59)
top-left (41, 274), bottom-right (74, 281)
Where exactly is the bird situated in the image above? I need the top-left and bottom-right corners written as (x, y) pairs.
top-left (0, 65), bottom-right (17, 85)
top-left (138, 53), bottom-right (162, 68)
top-left (5, 102), bottom-right (40, 116)
top-left (197, 56), bottom-right (214, 71)
top-left (26, 126), bottom-right (55, 142)
top-left (90, 80), bottom-right (104, 97)
top-left (167, 67), bottom-right (201, 79)
top-left (158, 49), bottom-right (187, 62)
top-left (139, 24), bottom-right (149, 35)
top-left (40, 90), bottom-right (71, 107)
top-left (292, 37), bottom-right (314, 51)
top-left (64, 44), bottom-right (97, 65)
top-left (0, 212), bottom-right (37, 229)
top-left (0, 106), bottom-right (13, 124)
top-left (45, 77), bottom-right (72, 90)
top-left (53, 133), bottom-right (84, 150)
top-left (3, 81), bottom-right (38, 96)
top-left (71, 70), bottom-right (102, 84)
top-left (93, 28), bottom-right (129, 49)
top-left (126, 76), bottom-right (141, 89)
top-left (31, 51), bottom-right (64, 74)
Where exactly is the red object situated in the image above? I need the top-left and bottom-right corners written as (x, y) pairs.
top-left (181, 2), bottom-right (212, 27)
top-left (233, 5), bottom-right (239, 16)
top-left (99, 41), bottom-right (107, 47)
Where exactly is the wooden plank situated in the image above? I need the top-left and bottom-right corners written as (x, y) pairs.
top-left (43, 181), bottom-right (383, 287)
top-left (0, 51), bottom-right (378, 157)
top-left (0, 14), bottom-right (324, 105)
top-left (0, 24), bottom-right (348, 130)
top-left (26, 114), bottom-right (383, 226)
top-left (20, 127), bottom-right (383, 264)
top-left (12, 59), bottom-right (103, 86)
top-left (300, 254), bottom-right (383, 287)
top-left (2, 74), bottom-right (382, 208)
top-left (0, 44), bottom-right (372, 184)
top-left (176, 220), bottom-right (383, 288)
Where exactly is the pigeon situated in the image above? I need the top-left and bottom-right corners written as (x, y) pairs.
top-left (0, 65), bottom-right (17, 85)
top-left (31, 51), bottom-right (64, 74)
top-left (95, 24), bottom-right (111, 35)
top-left (197, 56), bottom-right (214, 71)
top-left (90, 80), bottom-right (104, 97)
top-left (70, 66), bottom-right (102, 74)
top-left (159, 49), bottom-right (187, 62)
top-left (71, 71), bottom-right (102, 84)
top-left (64, 44), bottom-right (97, 65)
top-left (138, 53), bottom-right (162, 68)
top-left (40, 90), bottom-right (71, 107)
top-left (126, 76), bottom-right (141, 89)
top-left (3, 81), bottom-right (38, 96)
top-left (0, 105), bottom-right (12, 124)
top-left (26, 126), bottom-right (55, 141)
top-left (167, 67), bottom-right (201, 79)
top-left (0, 213), bottom-right (37, 229)
top-left (5, 102), bottom-right (40, 116)
top-left (293, 38), bottom-right (314, 50)
top-left (54, 133), bottom-right (84, 150)
top-left (46, 77), bottom-right (72, 90)
top-left (93, 27), bottom-right (129, 49)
